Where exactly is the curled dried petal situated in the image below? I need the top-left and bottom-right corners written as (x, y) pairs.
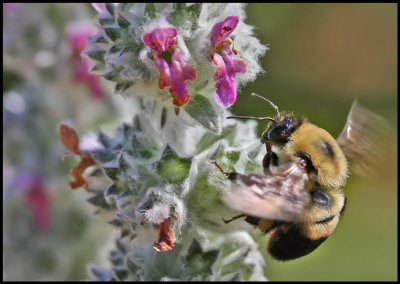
top-left (58, 124), bottom-right (96, 190)
top-left (59, 124), bottom-right (80, 155)
top-left (69, 154), bottom-right (96, 190)
top-left (152, 217), bottom-right (175, 251)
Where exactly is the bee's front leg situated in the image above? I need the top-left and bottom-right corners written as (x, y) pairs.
top-left (212, 161), bottom-right (241, 181)
top-left (222, 214), bottom-right (246, 224)
top-left (262, 142), bottom-right (278, 176)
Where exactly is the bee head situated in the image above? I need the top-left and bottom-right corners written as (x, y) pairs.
top-left (226, 93), bottom-right (304, 146)
top-left (261, 113), bottom-right (304, 145)
top-left (226, 93), bottom-right (280, 125)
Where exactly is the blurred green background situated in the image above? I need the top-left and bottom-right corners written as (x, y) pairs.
top-left (234, 3), bottom-right (397, 281)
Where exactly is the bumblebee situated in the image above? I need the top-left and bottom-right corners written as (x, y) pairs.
top-left (215, 93), bottom-right (386, 261)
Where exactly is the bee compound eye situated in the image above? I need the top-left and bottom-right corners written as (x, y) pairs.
top-left (298, 158), bottom-right (307, 169)
top-left (311, 189), bottom-right (332, 207)
top-left (283, 118), bottom-right (292, 127)
top-left (297, 153), bottom-right (317, 174)
top-left (298, 153), bottom-right (310, 167)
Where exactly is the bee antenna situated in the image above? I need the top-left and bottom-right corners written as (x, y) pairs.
top-left (251, 93), bottom-right (280, 117)
top-left (226, 115), bottom-right (275, 122)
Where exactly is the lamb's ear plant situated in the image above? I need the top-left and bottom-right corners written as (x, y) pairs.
top-left (60, 3), bottom-right (269, 281)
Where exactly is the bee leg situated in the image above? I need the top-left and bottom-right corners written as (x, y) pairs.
top-left (266, 142), bottom-right (273, 152)
top-left (171, 212), bottom-right (178, 220)
top-left (211, 161), bottom-right (239, 180)
top-left (212, 161), bottom-right (230, 175)
top-left (262, 151), bottom-right (278, 175)
top-left (222, 214), bottom-right (246, 224)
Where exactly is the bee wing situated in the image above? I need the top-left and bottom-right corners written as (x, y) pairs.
top-left (336, 100), bottom-right (391, 177)
top-left (223, 160), bottom-right (311, 222)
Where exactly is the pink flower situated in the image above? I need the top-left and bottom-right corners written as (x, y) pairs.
top-left (72, 58), bottom-right (105, 100)
top-left (210, 15), bottom-right (246, 107)
top-left (142, 27), bottom-right (196, 107)
top-left (66, 23), bottom-right (105, 100)
top-left (19, 174), bottom-right (51, 231)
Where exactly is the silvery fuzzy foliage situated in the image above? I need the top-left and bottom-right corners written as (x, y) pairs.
top-left (80, 94), bottom-right (268, 280)
top-left (69, 2), bottom-right (269, 281)
top-left (89, 230), bottom-right (267, 281)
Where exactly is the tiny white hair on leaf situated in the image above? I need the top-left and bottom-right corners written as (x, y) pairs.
top-left (179, 159), bottom-right (199, 198)
top-left (138, 185), bottom-right (187, 234)
top-left (141, 15), bottom-right (171, 36)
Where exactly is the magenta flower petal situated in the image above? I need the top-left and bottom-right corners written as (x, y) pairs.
top-left (212, 53), bottom-right (237, 107)
top-left (171, 50), bottom-right (197, 82)
top-left (155, 57), bottom-right (170, 89)
top-left (142, 27), bottom-right (196, 107)
top-left (210, 15), bottom-right (239, 47)
top-left (155, 50), bottom-right (196, 106)
top-left (210, 15), bottom-right (246, 107)
top-left (219, 45), bottom-right (247, 77)
top-left (142, 27), bottom-right (177, 53)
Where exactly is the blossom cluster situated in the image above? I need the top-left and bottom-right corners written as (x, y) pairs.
top-left (141, 15), bottom-right (245, 107)
top-left (85, 3), bottom-right (266, 111)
